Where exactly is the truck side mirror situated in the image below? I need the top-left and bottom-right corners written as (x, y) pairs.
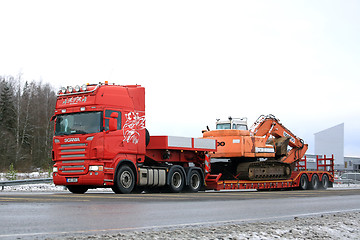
top-left (109, 112), bottom-right (118, 131)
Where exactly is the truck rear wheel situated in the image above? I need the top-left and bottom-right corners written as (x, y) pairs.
top-left (112, 165), bottom-right (135, 194)
top-left (309, 174), bottom-right (320, 190)
top-left (320, 174), bottom-right (329, 189)
top-left (187, 170), bottom-right (202, 193)
top-left (168, 167), bottom-right (185, 193)
top-left (67, 185), bottom-right (88, 194)
top-left (299, 174), bottom-right (308, 190)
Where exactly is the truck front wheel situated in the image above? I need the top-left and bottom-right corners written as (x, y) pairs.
top-left (112, 165), bottom-right (135, 194)
top-left (67, 185), bottom-right (88, 194)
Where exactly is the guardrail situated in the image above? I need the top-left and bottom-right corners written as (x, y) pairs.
top-left (0, 178), bottom-right (53, 190)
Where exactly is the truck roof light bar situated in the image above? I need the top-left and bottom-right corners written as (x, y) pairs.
top-left (58, 84), bottom-right (100, 96)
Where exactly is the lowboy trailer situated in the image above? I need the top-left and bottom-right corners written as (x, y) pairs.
top-left (205, 155), bottom-right (334, 191)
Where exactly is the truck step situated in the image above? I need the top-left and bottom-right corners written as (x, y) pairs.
top-left (205, 174), bottom-right (222, 183)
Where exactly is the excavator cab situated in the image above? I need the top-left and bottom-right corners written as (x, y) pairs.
top-left (216, 117), bottom-right (248, 130)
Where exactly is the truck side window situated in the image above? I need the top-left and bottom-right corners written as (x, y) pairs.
top-left (104, 110), bottom-right (121, 131)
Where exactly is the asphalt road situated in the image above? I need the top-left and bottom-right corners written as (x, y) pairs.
top-left (1, 188), bottom-right (360, 239)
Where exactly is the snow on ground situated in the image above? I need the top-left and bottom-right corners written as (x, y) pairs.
top-left (56, 211), bottom-right (360, 240)
top-left (0, 171), bottom-right (51, 180)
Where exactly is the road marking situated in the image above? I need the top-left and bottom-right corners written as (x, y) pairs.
top-left (53, 194), bottom-right (194, 200)
top-left (0, 196), bottom-right (89, 202)
top-left (1, 208), bottom-right (360, 239)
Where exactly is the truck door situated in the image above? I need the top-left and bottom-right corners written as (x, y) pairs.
top-left (103, 109), bottom-right (126, 160)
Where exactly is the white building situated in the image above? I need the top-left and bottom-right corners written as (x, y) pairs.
top-left (314, 123), bottom-right (344, 166)
top-left (344, 156), bottom-right (360, 171)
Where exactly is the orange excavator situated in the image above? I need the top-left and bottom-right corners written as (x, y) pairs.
top-left (202, 114), bottom-right (308, 181)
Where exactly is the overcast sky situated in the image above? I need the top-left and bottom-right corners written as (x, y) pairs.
top-left (1, 1), bottom-right (359, 157)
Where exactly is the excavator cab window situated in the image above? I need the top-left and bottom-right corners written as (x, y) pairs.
top-left (233, 124), bottom-right (248, 130)
top-left (216, 123), bottom-right (231, 129)
top-left (216, 123), bottom-right (248, 130)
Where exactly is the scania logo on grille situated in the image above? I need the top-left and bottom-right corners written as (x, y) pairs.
top-left (64, 138), bottom-right (80, 143)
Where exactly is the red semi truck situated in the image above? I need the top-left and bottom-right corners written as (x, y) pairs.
top-left (52, 82), bottom-right (216, 193)
top-left (52, 82), bottom-right (334, 193)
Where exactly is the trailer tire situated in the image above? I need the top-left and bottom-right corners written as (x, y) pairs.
top-left (167, 167), bottom-right (185, 193)
top-left (187, 170), bottom-right (202, 193)
top-left (112, 165), bottom-right (135, 194)
top-left (309, 174), bottom-right (320, 190)
top-left (320, 174), bottom-right (329, 190)
top-left (67, 185), bottom-right (88, 194)
top-left (299, 174), bottom-right (309, 190)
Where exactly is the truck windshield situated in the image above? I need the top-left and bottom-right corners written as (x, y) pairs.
top-left (55, 112), bottom-right (102, 136)
top-left (216, 123), bottom-right (231, 129)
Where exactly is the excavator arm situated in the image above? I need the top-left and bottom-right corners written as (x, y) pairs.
top-left (249, 114), bottom-right (308, 164)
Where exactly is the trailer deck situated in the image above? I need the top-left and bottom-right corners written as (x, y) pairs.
top-left (205, 155), bottom-right (334, 191)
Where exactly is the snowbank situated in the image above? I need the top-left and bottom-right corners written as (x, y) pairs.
top-left (54, 211), bottom-right (360, 239)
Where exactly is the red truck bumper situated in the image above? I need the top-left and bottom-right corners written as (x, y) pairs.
top-left (53, 171), bottom-right (106, 186)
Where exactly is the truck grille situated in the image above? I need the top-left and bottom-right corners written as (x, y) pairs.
top-left (59, 160), bottom-right (87, 174)
top-left (60, 143), bottom-right (87, 159)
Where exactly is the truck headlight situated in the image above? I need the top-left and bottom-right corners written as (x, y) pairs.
top-left (53, 167), bottom-right (58, 173)
top-left (89, 166), bottom-right (103, 171)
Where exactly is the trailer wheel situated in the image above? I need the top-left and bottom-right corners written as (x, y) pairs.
top-left (112, 165), bottom-right (135, 194)
top-left (168, 167), bottom-right (185, 193)
top-left (299, 174), bottom-right (308, 190)
top-left (320, 174), bottom-right (329, 190)
top-left (187, 170), bottom-right (202, 193)
top-left (67, 186), bottom-right (88, 194)
top-left (309, 174), bottom-right (320, 190)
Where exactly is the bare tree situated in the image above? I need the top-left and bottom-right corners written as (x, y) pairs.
top-left (0, 75), bottom-right (56, 171)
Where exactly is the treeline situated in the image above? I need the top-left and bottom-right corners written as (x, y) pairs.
top-left (0, 75), bottom-right (57, 172)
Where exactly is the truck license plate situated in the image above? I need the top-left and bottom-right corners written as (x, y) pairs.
top-left (66, 178), bottom-right (78, 183)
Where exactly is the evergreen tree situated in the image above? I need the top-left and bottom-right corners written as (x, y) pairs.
top-left (0, 79), bottom-right (17, 170)
top-left (0, 81), bottom-right (16, 132)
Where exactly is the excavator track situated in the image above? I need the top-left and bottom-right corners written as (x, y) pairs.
top-left (236, 161), bottom-right (292, 181)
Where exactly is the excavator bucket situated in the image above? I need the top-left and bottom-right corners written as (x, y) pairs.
top-left (274, 137), bottom-right (290, 157)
